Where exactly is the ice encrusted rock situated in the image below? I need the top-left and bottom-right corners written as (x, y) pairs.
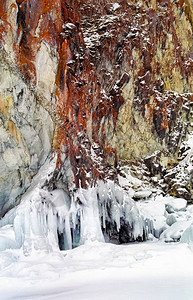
top-left (164, 197), bottom-right (187, 213)
top-left (133, 190), bottom-right (152, 200)
top-left (0, 158), bottom-right (147, 255)
top-left (136, 194), bottom-right (189, 239)
top-left (136, 197), bottom-right (168, 238)
top-left (180, 223), bottom-right (193, 246)
top-left (160, 220), bottom-right (192, 242)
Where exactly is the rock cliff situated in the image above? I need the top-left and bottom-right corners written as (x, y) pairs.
top-left (0, 0), bottom-right (193, 245)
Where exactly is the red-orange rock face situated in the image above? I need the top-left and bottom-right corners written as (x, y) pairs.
top-left (0, 0), bottom-right (119, 191)
top-left (0, 0), bottom-right (193, 207)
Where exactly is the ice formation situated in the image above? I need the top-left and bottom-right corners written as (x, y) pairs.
top-left (181, 223), bottom-right (193, 246)
top-left (0, 157), bottom-right (147, 255)
top-left (1, 135), bottom-right (193, 255)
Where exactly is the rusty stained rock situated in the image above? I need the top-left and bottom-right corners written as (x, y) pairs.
top-left (79, 0), bottom-right (193, 165)
top-left (0, 0), bottom-right (193, 207)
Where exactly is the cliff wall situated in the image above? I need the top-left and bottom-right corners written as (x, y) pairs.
top-left (0, 0), bottom-right (193, 216)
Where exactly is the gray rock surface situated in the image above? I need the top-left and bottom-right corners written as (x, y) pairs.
top-left (0, 48), bottom-right (55, 216)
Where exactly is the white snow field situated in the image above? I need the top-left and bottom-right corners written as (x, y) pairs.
top-left (0, 240), bottom-right (193, 300)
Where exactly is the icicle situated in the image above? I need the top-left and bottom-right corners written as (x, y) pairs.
top-left (102, 202), bottom-right (106, 229)
top-left (64, 215), bottom-right (72, 250)
top-left (0, 167), bottom-right (149, 254)
top-left (78, 187), bottom-right (104, 244)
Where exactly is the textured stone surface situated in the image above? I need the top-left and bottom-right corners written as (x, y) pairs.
top-left (80, 0), bottom-right (193, 162)
top-left (0, 0), bottom-right (193, 215)
top-left (0, 49), bottom-right (54, 216)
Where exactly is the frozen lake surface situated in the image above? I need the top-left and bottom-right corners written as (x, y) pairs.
top-left (0, 239), bottom-right (193, 300)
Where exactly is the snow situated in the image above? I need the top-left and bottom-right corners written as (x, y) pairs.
top-left (164, 132), bottom-right (193, 199)
top-left (0, 240), bottom-right (193, 299)
top-left (136, 194), bottom-right (192, 240)
top-left (133, 190), bottom-right (152, 199)
top-left (164, 197), bottom-right (187, 213)
top-left (63, 23), bottom-right (76, 30)
top-left (118, 166), bottom-right (142, 189)
top-left (160, 220), bottom-right (192, 242)
top-left (181, 222), bottom-right (193, 246)
top-left (112, 3), bottom-right (120, 11)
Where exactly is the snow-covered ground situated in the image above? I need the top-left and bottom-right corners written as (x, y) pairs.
top-left (1, 184), bottom-right (193, 300)
top-left (0, 239), bottom-right (193, 300)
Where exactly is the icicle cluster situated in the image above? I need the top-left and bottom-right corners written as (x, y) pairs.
top-left (97, 180), bottom-right (146, 242)
top-left (0, 179), bottom-right (147, 255)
